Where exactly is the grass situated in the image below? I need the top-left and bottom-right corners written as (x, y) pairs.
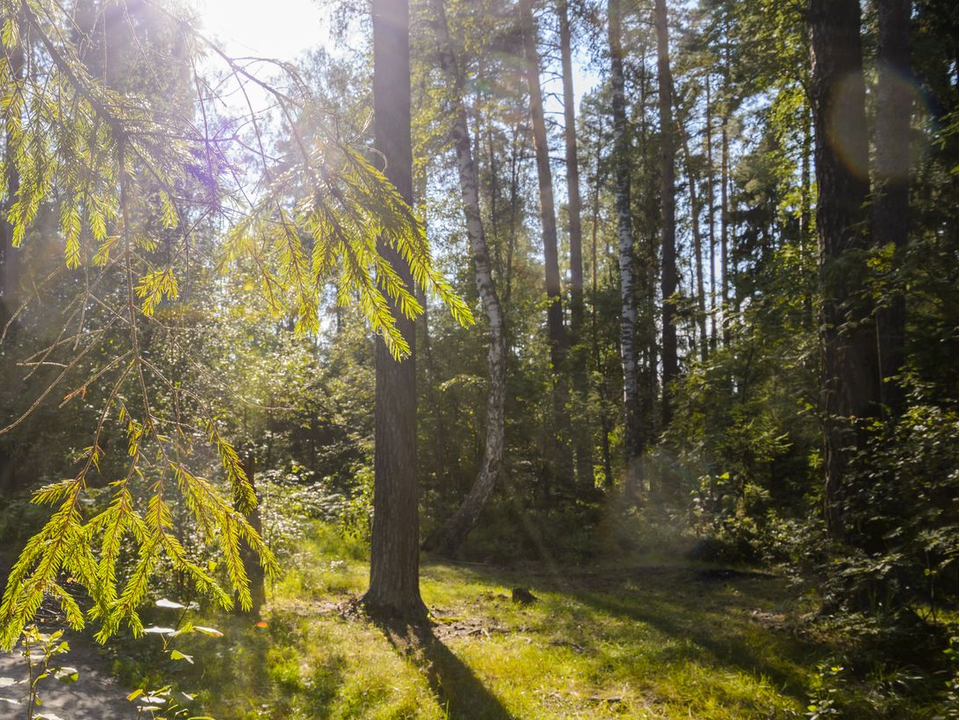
top-left (111, 523), bottom-right (953, 720)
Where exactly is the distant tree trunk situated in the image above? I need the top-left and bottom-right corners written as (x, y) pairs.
top-left (238, 453), bottom-right (265, 615)
top-left (654, 0), bottom-right (678, 427)
top-left (519, 0), bottom-right (574, 491)
top-left (589, 135), bottom-right (614, 489)
top-left (800, 106), bottom-right (814, 330)
top-left (421, 0), bottom-right (506, 556)
top-left (720, 86), bottom-right (730, 346)
top-left (705, 75), bottom-right (717, 351)
top-left (363, 0), bottom-right (426, 620)
top-left (559, 0), bottom-right (595, 493)
top-left (679, 104), bottom-right (707, 363)
top-left (874, 0), bottom-right (912, 419)
top-left (808, 0), bottom-right (880, 535)
top-left (608, 0), bottom-right (642, 493)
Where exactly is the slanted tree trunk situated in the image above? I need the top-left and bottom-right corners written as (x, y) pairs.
top-left (874, 0), bottom-right (912, 419)
top-left (558, 0), bottom-right (595, 493)
top-left (808, 0), bottom-right (880, 535)
top-left (363, 0), bottom-right (427, 620)
top-left (608, 0), bottom-right (642, 493)
top-left (421, 0), bottom-right (507, 556)
top-left (518, 0), bottom-right (574, 492)
top-left (654, 0), bottom-right (678, 427)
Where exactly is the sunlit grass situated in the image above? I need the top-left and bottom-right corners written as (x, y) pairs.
top-left (117, 522), bottom-right (945, 719)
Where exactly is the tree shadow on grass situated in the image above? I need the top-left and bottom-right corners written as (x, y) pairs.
top-left (565, 581), bottom-right (817, 704)
top-left (375, 618), bottom-right (517, 720)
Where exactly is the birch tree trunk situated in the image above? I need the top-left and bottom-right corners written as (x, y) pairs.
top-left (705, 75), bottom-right (717, 350)
top-left (654, 0), bottom-right (678, 427)
top-left (608, 0), bottom-right (643, 491)
top-left (363, 0), bottom-right (427, 620)
top-left (421, 0), bottom-right (507, 556)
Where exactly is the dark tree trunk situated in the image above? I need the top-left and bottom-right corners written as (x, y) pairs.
top-left (363, 0), bottom-right (426, 621)
top-left (421, 0), bottom-right (507, 556)
top-left (874, 0), bottom-right (912, 419)
top-left (519, 0), bottom-right (574, 491)
top-left (808, 0), bottom-right (881, 535)
top-left (559, 0), bottom-right (595, 493)
top-left (238, 454), bottom-right (265, 615)
top-left (608, 0), bottom-right (643, 493)
top-left (654, 0), bottom-right (678, 427)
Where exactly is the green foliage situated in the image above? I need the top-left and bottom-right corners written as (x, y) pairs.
top-left (0, 0), bottom-right (472, 650)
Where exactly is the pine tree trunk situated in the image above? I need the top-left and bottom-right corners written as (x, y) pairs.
top-left (608, 0), bottom-right (643, 492)
top-left (679, 105), bottom-right (707, 363)
top-left (421, 0), bottom-right (507, 556)
top-left (519, 0), bottom-right (574, 492)
top-left (363, 0), bottom-right (427, 620)
top-left (874, 0), bottom-right (912, 419)
top-left (720, 89), bottom-right (730, 346)
top-left (808, 0), bottom-right (880, 535)
top-left (559, 0), bottom-right (595, 493)
top-left (654, 0), bottom-right (678, 427)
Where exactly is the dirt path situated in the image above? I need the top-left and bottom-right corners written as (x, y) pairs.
top-left (0, 633), bottom-right (135, 720)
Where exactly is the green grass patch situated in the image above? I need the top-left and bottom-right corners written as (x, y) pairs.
top-left (116, 523), bottom-right (953, 719)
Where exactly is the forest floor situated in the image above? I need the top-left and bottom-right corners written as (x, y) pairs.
top-left (101, 524), bottom-right (947, 720)
top-left (0, 524), bottom-right (949, 719)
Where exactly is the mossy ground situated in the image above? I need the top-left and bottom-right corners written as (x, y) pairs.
top-left (111, 524), bottom-right (952, 720)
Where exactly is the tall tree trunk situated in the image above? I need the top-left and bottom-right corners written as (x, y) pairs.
top-left (363, 0), bottom-right (426, 620)
top-left (800, 106), bottom-right (814, 330)
top-left (589, 134), bottom-right (615, 489)
top-left (874, 0), bottom-right (912, 419)
top-left (808, 0), bottom-right (880, 535)
top-left (679, 104), bottom-right (707, 363)
top-left (608, 0), bottom-right (642, 493)
top-left (518, 0), bottom-right (574, 491)
top-left (705, 74), bottom-right (717, 351)
top-left (559, 0), bottom-right (595, 493)
top-left (421, 0), bottom-right (507, 556)
top-left (720, 85), bottom-right (730, 346)
top-left (654, 0), bottom-right (678, 427)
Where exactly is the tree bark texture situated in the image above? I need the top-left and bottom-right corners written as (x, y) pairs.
top-left (421, 0), bottom-right (507, 556)
top-left (808, 0), bottom-right (881, 535)
top-left (608, 0), bottom-right (643, 490)
top-left (873, 0), bottom-right (912, 419)
top-left (654, 0), bottom-right (678, 427)
top-left (364, 0), bottom-right (426, 620)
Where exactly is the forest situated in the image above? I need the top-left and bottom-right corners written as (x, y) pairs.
top-left (0, 0), bottom-right (956, 717)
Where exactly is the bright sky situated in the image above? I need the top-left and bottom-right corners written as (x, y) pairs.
top-left (196, 0), bottom-right (329, 61)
